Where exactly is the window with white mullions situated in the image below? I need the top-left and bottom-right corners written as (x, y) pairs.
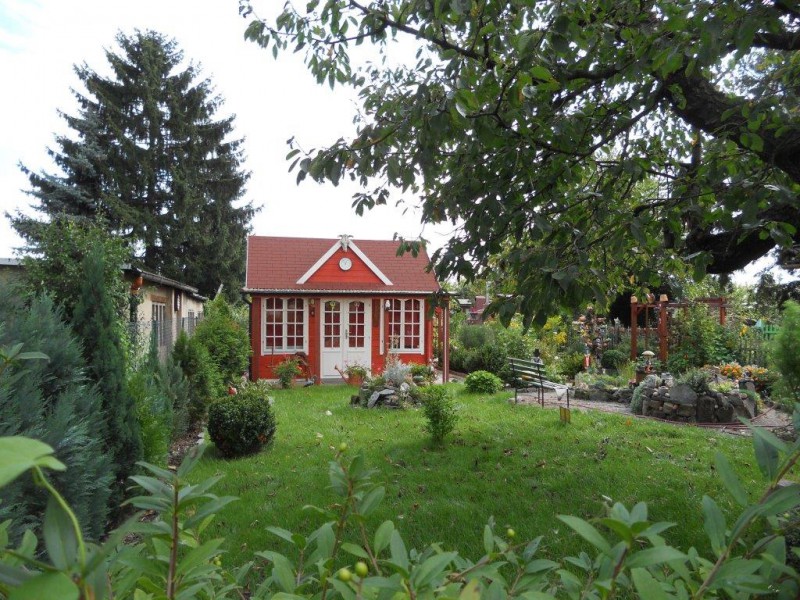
top-left (387, 298), bottom-right (423, 353)
top-left (263, 298), bottom-right (306, 353)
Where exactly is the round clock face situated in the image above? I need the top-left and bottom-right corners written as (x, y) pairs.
top-left (339, 257), bottom-right (353, 271)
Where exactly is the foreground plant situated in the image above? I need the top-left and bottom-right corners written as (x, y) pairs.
top-left (0, 406), bottom-right (797, 598)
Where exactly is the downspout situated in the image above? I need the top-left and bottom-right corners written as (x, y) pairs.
top-left (242, 292), bottom-right (253, 381)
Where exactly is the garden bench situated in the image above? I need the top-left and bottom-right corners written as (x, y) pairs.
top-left (508, 357), bottom-right (571, 407)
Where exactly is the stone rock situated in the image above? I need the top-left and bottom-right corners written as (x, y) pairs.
top-left (574, 388), bottom-right (590, 400)
top-left (612, 388), bottom-right (633, 404)
top-left (717, 397), bottom-right (734, 423)
top-left (648, 399), bottom-right (662, 410)
top-left (670, 384), bottom-right (698, 406)
top-left (696, 394), bottom-right (715, 423)
top-left (676, 405), bottom-right (695, 418)
top-left (663, 402), bottom-right (678, 413)
top-left (742, 394), bottom-right (756, 419)
top-left (368, 392), bottom-right (380, 408)
top-left (589, 388), bottom-right (612, 402)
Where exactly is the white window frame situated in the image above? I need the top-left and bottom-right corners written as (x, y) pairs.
top-left (387, 298), bottom-right (424, 354)
top-left (261, 297), bottom-right (308, 355)
top-left (152, 302), bottom-right (167, 346)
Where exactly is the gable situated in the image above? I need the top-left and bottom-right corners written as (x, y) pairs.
top-left (305, 247), bottom-right (384, 285)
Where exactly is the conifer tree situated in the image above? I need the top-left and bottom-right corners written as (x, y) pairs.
top-left (72, 246), bottom-right (142, 501)
top-left (0, 290), bottom-right (113, 541)
top-left (11, 30), bottom-right (254, 298)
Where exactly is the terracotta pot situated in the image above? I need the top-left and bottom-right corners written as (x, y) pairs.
top-left (347, 375), bottom-right (364, 387)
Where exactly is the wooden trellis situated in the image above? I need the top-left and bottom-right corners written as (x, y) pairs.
top-left (629, 295), bottom-right (727, 363)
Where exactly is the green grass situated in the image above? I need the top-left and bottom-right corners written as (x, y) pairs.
top-left (192, 384), bottom-right (768, 568)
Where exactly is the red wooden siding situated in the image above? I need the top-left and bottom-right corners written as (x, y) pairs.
top-left (306, 248), bottom-right (383, 285)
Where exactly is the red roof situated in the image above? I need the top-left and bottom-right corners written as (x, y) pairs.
top-left (244, 236), bottom-right (441, 294)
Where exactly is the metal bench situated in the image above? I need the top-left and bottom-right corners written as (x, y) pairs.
top-left (508, 357), bottom-right (571, 407)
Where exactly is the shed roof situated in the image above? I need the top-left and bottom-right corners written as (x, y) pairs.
top-left (244, 236), bottom-right (440, 294)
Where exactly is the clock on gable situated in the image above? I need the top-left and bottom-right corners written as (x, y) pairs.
top-left (339, 257), bottom-right (352, 271)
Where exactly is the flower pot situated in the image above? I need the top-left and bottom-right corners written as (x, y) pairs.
top-left (347, 375), bottom-right (364, 387)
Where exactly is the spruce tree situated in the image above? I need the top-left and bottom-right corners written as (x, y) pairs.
top-left (72, 246), bottom-right (142, 500)
top-left (11, 30), bottom-right (253, 298)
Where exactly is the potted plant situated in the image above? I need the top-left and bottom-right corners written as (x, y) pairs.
top-left (344, 363), bottom-right (369, 386)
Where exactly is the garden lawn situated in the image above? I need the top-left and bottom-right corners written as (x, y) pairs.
top-left (192, 384), bottom-right (768, 568)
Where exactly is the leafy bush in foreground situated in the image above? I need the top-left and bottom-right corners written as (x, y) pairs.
top-left (208, 382), bottom-right (276, 458)
top-left (0, 405), bottom-right (797, 599)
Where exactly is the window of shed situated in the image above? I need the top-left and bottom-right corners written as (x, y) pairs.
top-left (263, 298), bottom-right (306, 353)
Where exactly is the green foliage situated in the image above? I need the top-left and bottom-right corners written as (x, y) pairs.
top-left (458, 324), bottom-right (496, 349)
top-left (600, 348), bottom-right (627, 370)
top-left (464, 370), bottom-right (503, 394)
top-left (678, 368), bottom-right (713, 396)
top-left (630, 384), bottom-right (646, 416)
top-left (274, 358), bottom-right (302, 389)
top-left (771, 301), bottom-right (800, 409)
top-left (2, 399), bottom-right (798, 598)
top-left (558, 352), bottom-right (586, 381)
top-left (420, 385), bottom-right (458, 445)
top-left (243, 1), bottom-right (800, 326)
top-left (127, 330), bottom-right (191, 466)
top-left (12, 30), bottom-right (254, 300)
top-left (409, 362), bottom-right (435, 384)
top-left (382, 354), bottom-right (411, 386)
top-left (172, 330), bottom-right (224, 425)
top-left (71, 246), bottom-right (142, 506)
top-left (207, 382), bottom-right (276, 458)
top-left (0, 292), bottom-right (112, 542)
top-left (20, 217), bottom-right (130, 321)
top-left (669, 305), bottom-right (736, 372)
top-left (193, 296), bottom-right (250, 385)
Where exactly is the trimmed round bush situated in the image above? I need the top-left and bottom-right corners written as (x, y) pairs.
top-left (208, 384), bottom-right (276, 458)
top-left (600, 348), bottom-right (626, 369)
top-left (464, 370), bottom-right (503, 394)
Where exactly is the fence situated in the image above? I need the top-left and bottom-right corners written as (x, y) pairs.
top-left (128, 316), bottom-right (203, 362)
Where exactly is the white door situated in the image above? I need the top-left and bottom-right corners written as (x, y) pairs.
top-left (320, 299), bottom-right (372, 379)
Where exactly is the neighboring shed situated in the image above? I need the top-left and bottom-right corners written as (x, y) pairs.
top-left (244, 235), bottom-right (449, 383)
top-left (127, 267), bottom-right (207, 351)
top-left (0, 258), bottom-right (23, 287)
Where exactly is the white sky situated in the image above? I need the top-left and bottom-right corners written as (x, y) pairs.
top-left (0, 0), bottom-right (455, 260)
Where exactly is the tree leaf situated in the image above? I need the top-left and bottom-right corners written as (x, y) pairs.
top-left (631, 567), bottom-right (670, 600)
top-left (43, 496), bottom-right (78, 570)
top-left (626, 545), bottom-right (687, 568)
top-left (714, 452), bottom-right (748, 506)
top-left (558, 515), bottom-right (612, 555)
top-left (702, 496), bottom-right (726, 556)
top-left (9, 572), bottom-right (79, 600)
top-left (0, 437), bottom-right (65, 487)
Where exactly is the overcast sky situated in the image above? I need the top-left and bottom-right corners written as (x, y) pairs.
top-left (0, 0), bottom-right (454, 260)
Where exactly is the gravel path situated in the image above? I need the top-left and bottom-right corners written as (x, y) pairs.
top-left (513, 390), bottom-right (794, 436)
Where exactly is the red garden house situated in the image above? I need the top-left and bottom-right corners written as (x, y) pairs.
top-left (244, 235), bottom-right (448, 383)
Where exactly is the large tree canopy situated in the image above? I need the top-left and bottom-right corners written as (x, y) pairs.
top-left (10, 30), bottom-right (254, 299)
top-left (242, 0), bottom-right (800, 324)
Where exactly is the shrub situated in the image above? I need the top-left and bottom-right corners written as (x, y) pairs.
top-left (409, 362), bottom-right (435, 384)
top-left (193, 296), bottom-right (250, 384)
top-left (600, 348), bottom-right (626, 369)
top-left (677, 368), bottom-right (712, 395)
top-left (719, 362), bottom-right (743, 380)
top-left (127, 366), bottom-right (171, 466)
top-left (558, 351), bottom-right (585, 380)
top-left (464, 370), bottom-right (503, 394)
top-left (71, 246), bottom-right (142, 505)
top-left (420, 385), bottom-right (458, 444)
top-left (207, 382), bottom-right (276, 458)
top-left (458, 324), bottom-right (496, 349)
top-left (0, 292), bottom-right (113, 542)
top-left (173, 330), bottom-right (224, 425)
top-left (771, 301), bottom-right (800, 408)
top-left (274, 357), bottom-right (302, 388)
top-left (630, 374), bottom-right (660, 415)
top-left (383, 354), bottom-right (410, 386)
